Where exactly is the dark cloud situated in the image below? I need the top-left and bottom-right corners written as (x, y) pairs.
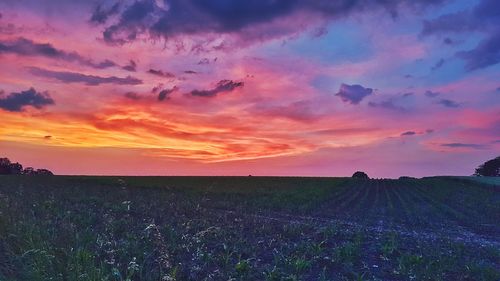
top-left (148, 68), bottom-right (175, 78)
top-left (190, 80), bottom-right (244, 97)
top-left (437, 99), bottom-right (460, 108)
top-left (158, 86), bottom-right (179, 101)
top-left (184, 70), bottom-right (197, 74)
top-left (335, 83), bottom-right (373, 104)
top-left (422, 0), bottom-right (500, 71)
top-left (368, 100), bottom-right (406, 111)
top-left (431, 58), bottom-right (445, 70)
top-left (198, 58), bottom-right (211, 65)
top-left (404, 74), bottom-right (413, 78)
top-left (441, 143), bottom-right (486, 149)
top-left (122, 60), bottom-right (137, 72)
top-left (151, 83), bottom-right (164, 94)
top-left (29, 67), bottom-right (142, 86)
top-left (98, 0), bottom-right (444, 47)
top-left (457, 32), bottom-right (500, 71)
top-left (402, 92), bottom-right (414, 97)
top-left (401, 131), bottom-right (416, 136)
top-left (90, 2), bottom-right (121, 24)
top-left (0, 87), bottom-right (54, 112)
top-left (0, 37), bottom-right (117, 69)
top-left (424, 90), bottom-right (440, 98)
top-left (124, 92), bottom-right (141, 100)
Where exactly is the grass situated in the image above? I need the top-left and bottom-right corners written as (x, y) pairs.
top-left (0, 175), bottom-right (498, 280)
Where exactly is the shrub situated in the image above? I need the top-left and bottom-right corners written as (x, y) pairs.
top-left (352, 171), bottom-right (369, 179)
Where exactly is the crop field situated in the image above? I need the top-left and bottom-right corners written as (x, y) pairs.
top-left (0, 176), bottom-right (499, 281)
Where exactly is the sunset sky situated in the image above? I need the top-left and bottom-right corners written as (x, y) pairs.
top-left (0, 0), bottom-right (498, 177)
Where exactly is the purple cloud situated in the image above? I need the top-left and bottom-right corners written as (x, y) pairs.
top-left (441, 143), bottom-right (486, 149)
top-left (98, 0), bottom-right (444, 47)
top-left (431, 58), bottom-right (445, 70)
top-left (0, 37), bottom-right (117, 69)
top-left (90, 2), bottom-right (120, 24)
top-left (424, 90), bottom-right (440, 98)
top-left (437, 99), bottom-right (460, 108)
top-left (158, 86), bottom-right (179, 101)
top-left (401, 131), bottom-right (416, 136)
top-left (148, 69), bottom-right (175, 78)
top-left (457, 32), bottom-right (500, 71)
top-left (124, 92), bottom-right (141, 100)
top-left (190, 80), bottom-right (244, 98)
top-left (335, 83), bottom-right (373, 104)
top-left (422, 0), bottom-right (500, 71)
top-left (29, 67), bottom-right (142, 86)
top-left (0, 87), bottom-right (54, 112)
top-left (122, 60), bottom-right (137, 72)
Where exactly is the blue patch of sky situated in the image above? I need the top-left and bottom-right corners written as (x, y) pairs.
top-left (258, 21), bottom-right (373, 66)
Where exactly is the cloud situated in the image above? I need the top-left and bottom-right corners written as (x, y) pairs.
top-left (440, 143), bottom-right (486, 149)
top-left (122, 60), bottom-right (137, 72)
top-left (424, 90), bottom-right (440, 98)
top-left (29, 67), bottom-right (143, 86)
top-left (457, 32), bottom-right (500, 71)
top-left (158, 86), bottom-right (179, 101)
top-left (0, 87), bottom-right (54, 112)
top-left (151, 83), bottom-right (164, 93)
top-left (148, 68), bottom-right (175, 78)
top-left (124, 92), bottom-right (141, 100)
top-left (437, 99), bottom-right (460, 108)
top-left (90, 2), bottom-right (121, 24)
top-left (431, 58), bottom-right (445, 70)
top-left (98, 0), bottom-right (444, 47)
top-left (252, 100), bottom-right (323, 122)
top-left (184, 70), bottom-right (197, 74)
top-left (422, 0), bottom-right (500, 71)
top-left (335, 83), bottom-right (373, 104)
top-left (401, 131), bottom-right (416, 136)
top-left (0, 37), bottom-right (118, 69)
top-left (190, 80), bottom-right (244, 97)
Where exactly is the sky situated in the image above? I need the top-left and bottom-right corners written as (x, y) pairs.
top-left (0, 0), bottom-right (499, 177)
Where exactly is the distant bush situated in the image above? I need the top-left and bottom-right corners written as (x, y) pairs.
top-left (0, 157), bottom-right (53, 175)
top-left (399, 176), bottom-right (416, 180)
top-left (352, 171), bottom-right (369, 179)
top-left (474, 156), bottom-right (499, 177)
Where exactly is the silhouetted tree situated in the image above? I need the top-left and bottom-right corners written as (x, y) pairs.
top-left (0, 158), bottom-right (23, 175)
top-left (352, 171), bottom-right (369, 179)
top-left (474, 156), bottom-right (499, 177)
top-left (399, 176), bottom-right (416, 180)
top-left (35, 169), bottom-right (54, 176)
top-left (22, 167), bottom-right (36, 175)
top-left (0, 158), bottom-right (12, 174)
top-left (9, 163), bottom-right (23, 175)
top-left (0, 157), bottom-right (53, 175)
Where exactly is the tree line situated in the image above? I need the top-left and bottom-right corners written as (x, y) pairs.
top-left (0, 157), bottom-right (53, 175)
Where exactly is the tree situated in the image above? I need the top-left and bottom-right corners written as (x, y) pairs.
top-left (0, 157), bottom-right (53, 175)
top-left (352, 171), bottom-right (369, 179)
top-left (0, 158), bottom-right (12, 174)
top-left (474, 156), bottom-right (499, 177)
top-left (36, 169), bottom-right (54, 176)
top-left (22, 167), bottom-right (36, 175)
top-left (0, 158), bottom-right (23, 175)
top-left (8, 162), bottom-right (23, 175)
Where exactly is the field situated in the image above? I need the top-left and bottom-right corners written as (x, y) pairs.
top-left (0, 176), bottom-right (499, 281)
